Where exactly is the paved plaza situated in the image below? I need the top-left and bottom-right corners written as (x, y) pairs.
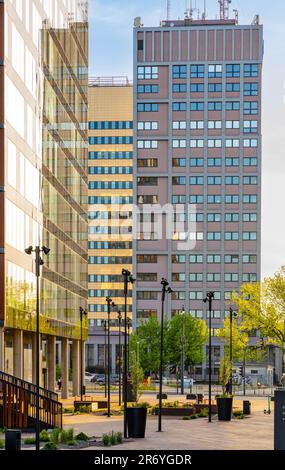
top-left (63, 397), bottom-right (274, 450)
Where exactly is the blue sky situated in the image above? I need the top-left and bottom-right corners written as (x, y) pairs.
top-left (89, 0), bottom-right (285, 277)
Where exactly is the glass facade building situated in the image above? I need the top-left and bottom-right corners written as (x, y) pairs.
top-left (0, 0), bottom-right (88, 395)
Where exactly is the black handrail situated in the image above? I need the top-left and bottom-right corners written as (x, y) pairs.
top-left (0, 370), bottom-right (62, 430)
top-left (0, 370), bottom-right (58, 401)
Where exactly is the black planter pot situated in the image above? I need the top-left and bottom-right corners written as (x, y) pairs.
top-left (216, 397), bottom-right (233, 421)
top-left (126, 407), bottom-right (147, 438)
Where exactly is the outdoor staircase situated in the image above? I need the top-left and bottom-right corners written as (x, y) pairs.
top-left (0, 371), bottom-right (62, 430)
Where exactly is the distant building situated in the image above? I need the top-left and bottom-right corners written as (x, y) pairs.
top-left (87, 78), bottom-right (133, 372)
top-left (133, 10), bottom-right (267, 380)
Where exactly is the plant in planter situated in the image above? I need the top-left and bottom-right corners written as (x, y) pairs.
top-left (216, 357), bottom-right (233, 421)
top-left (126, 352), bottom-right (147, 438)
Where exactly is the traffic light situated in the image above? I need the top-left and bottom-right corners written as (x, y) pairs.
top-left (239, 366), bottom-right (244, 377)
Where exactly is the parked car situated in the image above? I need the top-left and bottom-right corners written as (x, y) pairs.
top-left (91, 373), bottom-right (105, 384)
top-left (84, 371), bottom-right (95, 382)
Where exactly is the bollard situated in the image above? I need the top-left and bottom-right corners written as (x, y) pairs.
top-left (5, 430), bottom-right (21, 451)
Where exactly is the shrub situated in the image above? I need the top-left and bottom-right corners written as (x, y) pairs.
top-left (102, 434), bottom-right (110, 447)
top-left (190, 414), bottom-right (198, 419)
top-left (50, 428), bottom-right (60, 445)
top-left (137, 402), bottom-right (150, 409)
top-left (63, 407), bottom-right (74, 414)
top-left (67, 440), bottom-right (76, 446)
top-left (75, 432), bottom-right (89, 441)
top-left (43, 442), bottom-right (57, 451)
top-left (182, 416), bottom-right (190, 420)
top-left (40, 430), bottom-right (50, 442)
top-left (24, 437), bottom-right (36, 445)
top-left (233, 410), bottom-right (243, 417)
top-left (109, 432), bottom-right (117, 446)
top-left (59, 429), bottom-right (74, 444)
top-left (116, 432), bottom-right (123, 444)
top-left (78, 405), bottom-right (91, 414)
top-left (0, 440), bottom-right (4, 449)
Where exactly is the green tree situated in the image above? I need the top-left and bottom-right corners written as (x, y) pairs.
top-left (219, 356), bottom-right (232, 395)
top-left (166, 313), bottom-right (208, 368)
top-left (232, 268), bottom-right (285, 347)
top-left (129, 316), bottom-right (165, 375)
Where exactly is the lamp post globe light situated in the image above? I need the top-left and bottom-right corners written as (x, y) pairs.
top-left (79, 307), bottom-right (88, 401)
top-left (105, 296), bottom-right (117, 418)
top-left (203, 291), bottom-right (215, 423)
top-left (24, 245), bottom-right (50, 452)
top-left (158, 278), bottom-right (173, 432)
top-left (122, 269), bottom-right (135, 439)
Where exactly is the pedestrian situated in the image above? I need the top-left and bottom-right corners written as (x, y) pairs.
top-left (57, 377), bottom-right (62, 391)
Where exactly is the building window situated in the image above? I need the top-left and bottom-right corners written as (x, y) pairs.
top-left (208, 139), bottom-right (222, 148)
top-left (138, 39), bottom-right (144, 51)
top-left (225, 232), bottom-right (239, 241)
top-left (207, 195), bottom-right (222, 204)
top-left (190, 139), bottom-right (204, 148)
top-left (225, 158), bottom-right (240, 167)
top-left (226, 83), bottom-right (240, 92)
top-left (173, 83), bottom-right (187, 93)
top-left (226, 64), bottom-right (240, 77)
top-left (226, 101), bottom-right (240, 111)
top-left (243, 157), bottom-right (257, 166)
top-left (173, 65), bottom-right (187, 79)
top-left (173, 121), bottom-right (187, 130)
top-left (138, 121), bottom-right (158, 130)
top-left (244, 101), bottom-right (258, 115)
top-left (190, 158), bottom-right (204, 167)
top-left (226, 120), bottom-right (240, 129)
top-left (208, 64), bottom-right (222, 78)
top-left (244, 82), bottom-right (258, 96)
top-left (208, 83), bottom-right (222, 93)
top-left (138, 103), bottom-right (158, 112)
top-left (208, 120), bottom-right (222, 129)
top-left (173, 176), bottom-right (186, 185)
top-left (190, 65), bottom-right (204, 78)
top-left (172, 139), bottom-right (186, 148)
top-left (138, 84), bottom-right (158, 93)
top-left (244, 64), bottom-right (258, 77)
top-left (208, 102), bottom-right (222, 111)
top-left (190, 83), bottom-right (204, 93)
top-left (137, 66), bottom-right (158, 79)
top-left (173, 102), bottom-right (187, 111)
top-left (225, 195), bottom-right (239, 203)
top-left (244, 139), bottom-right (258, 147)
top-left (190, 102), bottom-right (204, 111)
top-left (137, 140), bottom-right (158, 149)
top-left (137, 177), bottom-right (158, 186)
top-left (208, 158), bottom-right (222, 167)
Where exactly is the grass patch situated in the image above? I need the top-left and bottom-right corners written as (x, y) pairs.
top-left (24, 437), bottom-right (36, 445)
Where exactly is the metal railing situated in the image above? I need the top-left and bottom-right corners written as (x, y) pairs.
top-left (0, 371), bottom-right (62, 430)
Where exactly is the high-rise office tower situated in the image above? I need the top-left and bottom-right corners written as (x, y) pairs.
top-left (87, 78), bottom-right (133, 372)
top-left (133, 9), bottom-right (263, 379)
top-left (0, 0), bottom-right (88, 396)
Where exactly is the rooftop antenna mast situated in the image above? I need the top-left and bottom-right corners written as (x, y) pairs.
top-left (167, 0), bottom-right (171, 20)
top-left (218, 0), bottom-right (232, 20)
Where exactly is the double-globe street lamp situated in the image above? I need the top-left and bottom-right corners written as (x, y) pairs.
top-left (25, 245), bottom-right (50, 452)
top-left (203, 291), bottom-right (215, 423)
top-left (158, 278), bottom-right (173, 432)
top-left (105, 296), bottom-right (117, 417)
top-left (122, 269), bottom-right (135, 439)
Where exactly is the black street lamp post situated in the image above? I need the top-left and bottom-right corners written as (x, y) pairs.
top-left (158, 278), bottom-right (173, 432)
top-left (127, 317), bottom-right (131, 372)
top-left (103, 320), bottom-right (107, 398)
top-left (203, 291), bottom-right (215, 423)
top-left (24, 245), bottom-right (50, 451)
top-left (180, 305), bottom-right (185, 395)
top-left (106, 297), bottom-right (116, 418)
top-left (122, 269), bottom-right (135, 439)
top-left (229, 307), bottom-right (237, 395)
top-left (118, 310), bottom-right (122, 406)
top-left (79, 307), bottom-right (88, 401)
